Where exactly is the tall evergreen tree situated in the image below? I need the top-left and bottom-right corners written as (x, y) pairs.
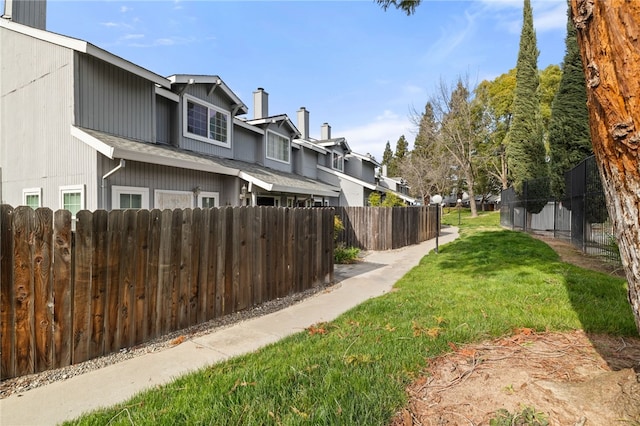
top-left (381, 141), bottom-right (395, 175)
top-left (505, 0), bottom-right (548, 213)
top-left (413, 102), bottom-right (437, 157)
top-left (393, 135), bottom-right (409, 171)
top-left (548, 2), bottom-right (592, 199)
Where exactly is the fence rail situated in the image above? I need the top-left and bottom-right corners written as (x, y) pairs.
top-left (1, 205), bottom-right (334, 380)
top-left (336, 206), bottom-right (437, 250)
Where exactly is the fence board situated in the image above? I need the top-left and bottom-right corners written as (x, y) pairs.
top-left (1, 205), bottom-right (15, 379)
top-left (52, 210), bottom-right (72, 371)
top-left (134, 210), bottom-right (150, 345)
top-left (73, 211), bottom-right (93, 364)
top-left (146, 210), bottom-right (161, 340)
top-left (178, 209), bottom-right (191, 330)
top-left (2, 205), bottom-right (343, 379)
top-left (104, 210), bottom-right (122, 354)
top-left (89, 210), bottom-right (108, 360)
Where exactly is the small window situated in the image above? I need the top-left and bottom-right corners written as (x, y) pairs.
top-left (22, 188), bottom-right (42, 208)
top-left (266, 131), bottom-right (290, 163)
top-left (59, 185), bottom-right (85, 216)
top-left (286, 197), bottom-right (295, 208)
top-left (183, 94), bottom-right (230, 147)
top-left (332, 152), bottom-right (344, 172)
top-left (112, 186), bottom-right (149, 210)
top-left (199, 191), bottom-right (219, 208)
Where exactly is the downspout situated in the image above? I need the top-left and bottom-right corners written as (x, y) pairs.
top-left (101, 159), bottom-right (125, 210)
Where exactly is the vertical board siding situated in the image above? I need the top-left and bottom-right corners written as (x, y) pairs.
top-left (0, 206), bottom-right (335, 379)
top-left (335, 206), bottom-right (437, 251)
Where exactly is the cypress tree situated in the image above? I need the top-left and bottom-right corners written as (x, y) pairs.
top-left (413, 102), bottom-right (437, 157)
top-left (505, 0), bottom-right (549, 213)
top-left (381, 141), bottom-right (394, 175)
top-left (548, 2), bottom-right (592, 199)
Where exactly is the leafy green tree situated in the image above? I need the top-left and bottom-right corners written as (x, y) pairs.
top-left (368, 192), bottom-right (382, 206)
top-left (505, 0), bottom-right (549, 214)
top-left (474, 69), bottom-right (516, 190)
top-left (382, 192), bottom-right (405, 207)
top-left (548, 3), bottom-right (592, 199)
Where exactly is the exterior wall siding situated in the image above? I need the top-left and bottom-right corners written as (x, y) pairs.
top-left (301, 149), bottom-right (319, 179)
top-left (0, 28), bottom-right (98, 210)
top-left (178, 85), bottom-right (235, 157)
top-left (233, 126), bottom-right (260, 164)
top-left (76, 53), bottom-right (155, 142)
top-left (98, 156), bottom-right (238, 209)
top-left (155, 95), bottom-right (176, 145)
top-left (5, 0), bottom-right (46, 29)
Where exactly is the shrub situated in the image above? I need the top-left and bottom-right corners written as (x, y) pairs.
top-left (334, 243), bottom-right (360, 264)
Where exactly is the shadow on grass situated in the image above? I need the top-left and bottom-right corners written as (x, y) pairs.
top-left (437, 228), bottom-right (638, 369)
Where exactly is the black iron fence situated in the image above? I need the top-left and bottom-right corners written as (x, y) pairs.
top-left (501, 156), bottom-right (620, 264)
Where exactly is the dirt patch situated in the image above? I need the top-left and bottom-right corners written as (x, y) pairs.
top-left (391, 330), bottom-right (639, 425)
top-left (391, 237), bottom-right (640, 426)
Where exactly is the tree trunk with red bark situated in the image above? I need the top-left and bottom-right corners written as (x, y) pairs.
top-left (571, 0), bottom-right (640, 333)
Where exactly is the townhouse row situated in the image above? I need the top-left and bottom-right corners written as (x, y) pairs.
top-left (0, 0), bottom-right (414, 216)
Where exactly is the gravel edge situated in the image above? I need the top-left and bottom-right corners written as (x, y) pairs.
top-left (0, 282), bottom-right (338, 399)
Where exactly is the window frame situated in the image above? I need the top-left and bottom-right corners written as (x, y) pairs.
top-left (22, 187), bottom-right (42, 208)
top-left (112, 185), bottom-right (150, 210)
top-left (266, 130), bottom-right (291, 164)
top-left (332, 151), bottom-right (344, 172)
top-left (59, 184), bottom-right (85, 217)
top-left (183, 94), bottom-right (231, 148)
top-left (198, 191), bottom-right (220, 208)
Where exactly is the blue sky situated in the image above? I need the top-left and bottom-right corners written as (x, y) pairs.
top-left (18, 0), bottom-right (567, 161)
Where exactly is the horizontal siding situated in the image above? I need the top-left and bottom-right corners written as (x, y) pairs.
top-left (0, 28), bottom-right (98, 210)
top-left (76, 53), bottom-right (154, 142)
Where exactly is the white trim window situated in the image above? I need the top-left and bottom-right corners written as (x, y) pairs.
top-left (332, 151), bottom-right (344, 172)
top-left (266, 130), bottom-right (290, 163)
top-left (286, 197), bottom-right (295, 208)
top-left (183, 94), bottom-right (231, 147)
top-left (112, 186), bottom-right (149, 209)
top-left (22, 187), bottom-right (42, 208)
top-left (154, 189), bottom-right (193, 210)
top-left (198, 191), bottom-right (219, 208)
top-left (59, 185), bottom-right (85, 217)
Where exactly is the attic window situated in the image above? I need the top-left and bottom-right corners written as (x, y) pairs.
top-left (332, 152), bottom-right (344, 172)
top-left (183, 94), bottom-right (230, 148)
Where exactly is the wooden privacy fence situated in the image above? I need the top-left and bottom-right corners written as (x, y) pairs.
top-left (335, 206), bottom-right (437, 251)
top-left (0, 205), bottom-right (334, 380)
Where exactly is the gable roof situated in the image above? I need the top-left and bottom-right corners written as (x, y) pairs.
top-left (317, 137), bottom-right (352, 153)
top-left (72, 126), bottom-right (339, 198)
top-left (347, 152), bottom-right (381, 167)
top-left (246, 115), bottom-right (301, 138)
top-left (167, 74), bottom-right (248, 115)
top-left (0, 18), bottom-right (170, 88)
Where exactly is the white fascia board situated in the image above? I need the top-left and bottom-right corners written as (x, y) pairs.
top-left (0, 19), bottom-right (87, 51)
top-left (0, 20), bottom-right (171, 88)
top-left (317, 165), bottom-right (377, 190)
top-left (238, 171), bottom-right (273, 192)
top-left (155, 86), bottom-right (180, 102)
top-left (168, 75), bottom-right (248, 114)
top-left (234, 118), bottom-right (265, 135)
top-left (246, 115), bottom-right (288, 126)
top-left (113, 148), bottom-right (240, 176)
top-left (348, 152), bottom-right (381, 167)
top-left (270, 184), bottom-right (338, 198)
top-left (293, 139), bottom-right (328, 154)
top-left (86, 44), bottom-right (170, 88)
top-left (71, 126), bottom-right (115, 159)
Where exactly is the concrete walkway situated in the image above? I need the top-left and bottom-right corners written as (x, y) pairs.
top-left (1, 228), bottom-right (459, 426)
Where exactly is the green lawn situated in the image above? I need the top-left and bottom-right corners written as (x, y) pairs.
top-left (67, 211), bottom-right (636, 425)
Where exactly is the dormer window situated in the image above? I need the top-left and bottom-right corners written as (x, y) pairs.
top-left (332, 152), bottom-right (344, 172)
top-left (183, 94), bottom-right (230, 148)
top-left (266, 130), bottom-right (290, 163)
